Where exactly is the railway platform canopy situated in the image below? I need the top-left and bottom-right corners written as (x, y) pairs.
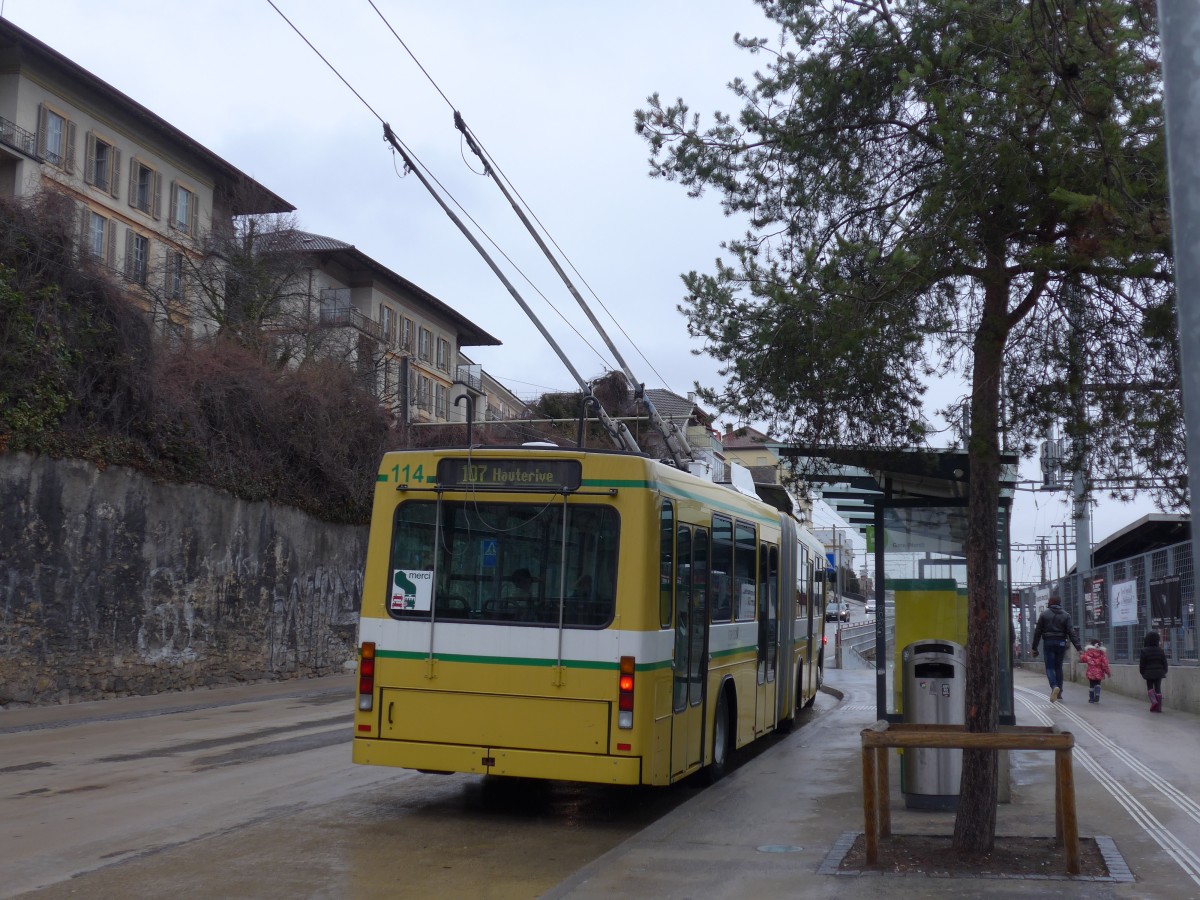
top-left (773, 446), bottom-right (1021, 727)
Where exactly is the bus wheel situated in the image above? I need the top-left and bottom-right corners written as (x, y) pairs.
top-left (702, 689), bottom-right (733, 784)
top-left (805, 654), bottom-right (824, 708)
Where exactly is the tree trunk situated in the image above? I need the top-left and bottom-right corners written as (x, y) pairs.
top-left (952, 271), bottom-right (1008, 852)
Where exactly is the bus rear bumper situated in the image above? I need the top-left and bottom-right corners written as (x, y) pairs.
top-left (353, 738), bottom-right (643, 785)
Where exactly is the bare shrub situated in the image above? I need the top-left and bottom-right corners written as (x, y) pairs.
top-left (152, 339), bottom-right (392, 521)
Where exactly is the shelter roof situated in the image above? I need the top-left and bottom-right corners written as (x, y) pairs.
top-left (772, 445), bottom-right (1019, 536)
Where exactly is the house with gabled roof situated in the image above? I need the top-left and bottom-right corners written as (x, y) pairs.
top-left (720, 423), bottom-right (782, 485)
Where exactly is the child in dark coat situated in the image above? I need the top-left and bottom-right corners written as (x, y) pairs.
top-left (1139, 631), bottom-right (1169, 713)
top-left (1080, 639), bottom-right (1111, 703)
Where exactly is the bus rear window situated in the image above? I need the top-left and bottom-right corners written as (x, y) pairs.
top-left (386, 500), bottom-right (619, 627)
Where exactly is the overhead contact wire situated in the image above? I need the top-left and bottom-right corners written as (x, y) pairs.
top-left (365, 1), bottom-right (668, 390)
top-left (266, 1), bottom-right (608, 372)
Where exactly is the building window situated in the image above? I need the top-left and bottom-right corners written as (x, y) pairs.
top-left (418, 327), bottom-right (432, 361)
top-left (80, 208), bottom-right (117, 266)
top-left (436, 337), bottom-right (451, 372)
top-left (165, 250), bottom-right (185, 300)
top-left (125, 230), bottom-right (150, 285)
top-left (37, 105), bottom-right (76, 173)
top-left (170, 181), bottom-right (198, 235)
top-left (89, 212), bottom-right (111, 263)
top-left (383, 359), bottom-right (395, 398)
top-left (91, 139), bottom-right (110, 189)
top-left (401, 317), bottom-right (414, 351)
top-left (435, 384), bottom-right (447, 419)
top-left (129, 160), bottom-right (161, 218)
top-left (414, 374), bottom-right (432, 412)
top-left (84, 133), bottom-right (120, 196)
top-left (88, 212), bottom-right (105, 259)
top-left (380, 305), bottom-right (395, 345)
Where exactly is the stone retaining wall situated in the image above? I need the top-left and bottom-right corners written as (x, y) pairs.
top-left (0, 453), bottom-right (367, 706)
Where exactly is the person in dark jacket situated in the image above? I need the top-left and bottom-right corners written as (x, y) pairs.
top-left (1139, 631), bottom-right (1169, 713)
top-left (1030, 592), bottom-right (1082, 702)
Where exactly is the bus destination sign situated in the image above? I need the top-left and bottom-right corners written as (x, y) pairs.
top-left (437, 458), bottom-right (582, 491)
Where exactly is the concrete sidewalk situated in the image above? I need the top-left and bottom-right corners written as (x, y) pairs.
top-left (546, 665), bottom-right (1200, 899)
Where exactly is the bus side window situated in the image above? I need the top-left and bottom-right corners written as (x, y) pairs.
top-left (711, 515), bottom-right (733, 623)
top-left (659, 501), bottom-right (674, 629)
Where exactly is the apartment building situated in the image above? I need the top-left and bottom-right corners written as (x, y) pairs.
top-left (0, 18), bottom-right (290, 307)
top-left (292, 231), bottom-right (509, 425)
top-left (0, 19), bottom-right (520, 430)
top-left (456, 354), bottom-right (526, 425)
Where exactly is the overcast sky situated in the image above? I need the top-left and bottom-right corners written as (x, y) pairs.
top-left (5, 0), bottom-right (1165, 584)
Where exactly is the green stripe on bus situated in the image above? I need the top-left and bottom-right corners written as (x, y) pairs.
top-left (580, 477), bottom-right (778, 529)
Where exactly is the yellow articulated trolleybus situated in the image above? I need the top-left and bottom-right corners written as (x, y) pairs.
top-left (352, 445), bottom-right (827, 786)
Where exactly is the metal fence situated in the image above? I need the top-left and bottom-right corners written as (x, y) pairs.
top-left (838, 618), bottom-right (895, 665)
top-left (1014, 538), bottom-right (1196, 667)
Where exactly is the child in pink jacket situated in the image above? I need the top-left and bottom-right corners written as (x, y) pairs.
top-left (1080, 639), bottom-right (1111, 703)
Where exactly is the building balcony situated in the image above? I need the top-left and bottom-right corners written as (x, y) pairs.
top-left (0, 115), bottom-right (39, 160)
top-left (455, 363), bottom-right (483, 392)
top-left (318, 303), bottom-right (390, 347)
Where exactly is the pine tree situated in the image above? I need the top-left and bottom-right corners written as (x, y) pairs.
top-left (637, 0), bottom-right (1174, 850)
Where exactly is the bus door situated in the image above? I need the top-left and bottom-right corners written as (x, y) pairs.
top-left (671, 524), bottom-right (710, 777)
top-left (756, 543), bottom-right (779, 732)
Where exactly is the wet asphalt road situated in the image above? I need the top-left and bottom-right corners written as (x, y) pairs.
top-left (0, 676), bottom-right (713, 898)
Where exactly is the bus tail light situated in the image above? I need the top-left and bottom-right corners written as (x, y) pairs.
top-left (358, 642), bottom-right (376, 712)
top-left (617, 655), bottom-right (635, 729)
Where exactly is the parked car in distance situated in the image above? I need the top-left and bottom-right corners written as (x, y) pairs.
top-left (825, 600), bottom-right (850, 622)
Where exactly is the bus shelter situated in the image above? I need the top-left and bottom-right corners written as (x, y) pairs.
top-left (777, 447), bottom-right (1018, 727)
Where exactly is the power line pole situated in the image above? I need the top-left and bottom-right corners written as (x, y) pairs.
top-left (1050, 523), bottom-right (1076, 582)
top-left (1066, 282), bottom-right (1093, 576)
top-left (1159, 1), bottom-right (1200, 591)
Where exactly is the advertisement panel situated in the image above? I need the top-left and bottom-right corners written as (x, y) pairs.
top-left (1149, 574), bottom-right (1183, 629)
top-left (1110, 579), bottom-right (1139, 627)
top-left (1084, 576), bottom-right (1106, 627)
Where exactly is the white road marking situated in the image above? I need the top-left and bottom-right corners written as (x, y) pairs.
top-left (1016, 689), bottom-right (1200, 886)
top-left (1030, 687), bottom-right (1200, 825)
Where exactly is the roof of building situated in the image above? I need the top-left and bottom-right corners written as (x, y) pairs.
top-left (0, 18), bottom-right (293, 216)
top-left (292, 233), bottom-right (353, 254)
top-left (722, 424), bottom-right (773, 450)
top-left (1091, 513), bottom-right (1191, 568)
top-left (643, 389), bottom-right (713, 426)
top-left (293, 231), bottom-right (500, 347)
